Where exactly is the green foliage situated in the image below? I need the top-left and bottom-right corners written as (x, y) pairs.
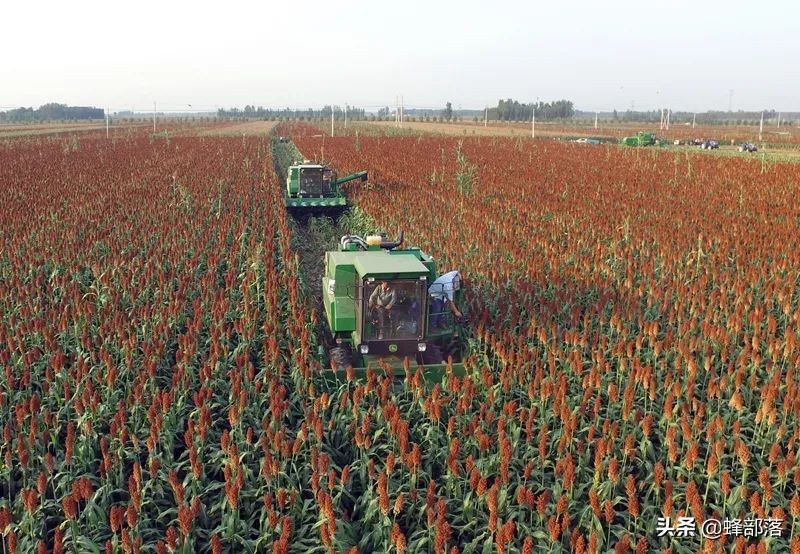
top-left (455, 140), bottom-right (478, 196)
top-left (493, 99), bottom-right (575, 122)
top-left (0, 103), bottom-right (104, 122)
top-left (443, 102), bottom-right (453, 122)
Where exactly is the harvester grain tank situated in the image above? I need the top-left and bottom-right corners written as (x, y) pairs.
top-left (321, 232), bottom-right (468, 380)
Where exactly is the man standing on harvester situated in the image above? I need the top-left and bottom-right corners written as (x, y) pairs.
top-left (429, 270), bottom-right (466, 329)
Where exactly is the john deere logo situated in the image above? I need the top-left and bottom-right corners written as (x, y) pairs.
top-left (388, 344), bottom-right (398, 353)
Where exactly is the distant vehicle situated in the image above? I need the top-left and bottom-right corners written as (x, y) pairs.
top-left (701, 140), bottom-right (719, 150)
top-left (739, 143), bottom-right (758, 152)
top-left (692, 138), bottom-right (704, 146)
top-left (574, 137), bottom-right (601, 144)
top-left (621, 131), bottom-right (657, 147)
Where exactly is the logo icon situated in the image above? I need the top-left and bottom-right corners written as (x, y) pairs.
top-left (388, 344), bottom-right (398, 353)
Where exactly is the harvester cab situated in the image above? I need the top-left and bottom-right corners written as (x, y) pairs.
top-left (284, 161), bottom-right (367, 218)
top-left (321, 232), bottom-right (467, 380)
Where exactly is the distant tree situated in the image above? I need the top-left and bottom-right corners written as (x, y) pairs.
top-left (443, 102), bottom-right (453, 121)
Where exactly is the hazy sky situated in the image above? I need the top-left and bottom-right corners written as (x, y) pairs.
top-left (3, 0), bottom-right (798, 113)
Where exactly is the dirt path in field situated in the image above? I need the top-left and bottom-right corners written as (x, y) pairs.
top-left (0, 122), bottom-right (113, 138)
top-left (362, 120), bottom-right (537, 137)
top-left (203, 120), bottom-right (277, 136)
top-left (361, 119), bottom-right (624, 139)
top-left (0, 121), bottom-right (105, 132)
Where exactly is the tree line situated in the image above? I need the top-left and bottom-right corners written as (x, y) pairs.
top-left (0, 103), bottom-right (104, 122)
top-left (491, 99), bottom-right (575, 121)
top-left (371, 99), bottom-right (576, 122)
top-left (216, 105), bottom-right (367, 120)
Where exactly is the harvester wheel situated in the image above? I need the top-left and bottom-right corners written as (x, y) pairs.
top-left (421, 344), bottom-right (444, 365)
top-left (329, 346), bottom-right (353, 372)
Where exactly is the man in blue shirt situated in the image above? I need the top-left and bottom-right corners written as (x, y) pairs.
top-left (428, 270), bottom-right (465, 329)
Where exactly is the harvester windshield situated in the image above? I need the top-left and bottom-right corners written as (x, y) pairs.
top-left (360, 279), bottom-right (427, 341)
top-left (298, 167), bottom-right (334, 197)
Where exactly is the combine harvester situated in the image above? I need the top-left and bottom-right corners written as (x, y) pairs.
top-left (283, 160), bottom-right (367, 219)
top-left (273, 133), bottom-right (470, 382)
top-left (621, 131), bottom-right (668, 147)
top-left (321, 231), bottom-right (469, 381)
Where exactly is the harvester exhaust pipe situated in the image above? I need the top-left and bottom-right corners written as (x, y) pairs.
top-left (340, 235), bottom-right (368, 251)
top-left (380, 231), bottom-right (404, 250)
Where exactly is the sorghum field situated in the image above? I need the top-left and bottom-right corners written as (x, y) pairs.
top-left (363, 119), bottom-right (800, 148)
top-left (2, 124), bottom-right (800, 553)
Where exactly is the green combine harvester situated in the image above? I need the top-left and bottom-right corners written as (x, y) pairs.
top-left (321, 231), bottom-right (468, 381)
top-left (621, 131), bottom-right (668, 147)
top-left (283, 161), bottom-right (367, 218)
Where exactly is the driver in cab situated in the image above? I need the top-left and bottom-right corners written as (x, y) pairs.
top-left (369, 281), bottom-right (396, 339)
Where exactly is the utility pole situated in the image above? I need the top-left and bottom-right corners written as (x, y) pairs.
top-left (666, 108), bottom-right (670, 130)
top-left (331, 107), bottom-right (334, 137)
top-left (484, 106), bottom-right (488, 128)
top-left (692, 113), bottom-right (696, 129)
top-left (106, 107), bottom-right (109, 139)
top-left (759, 111), bottom-right (764, 141)
top-left (531, 105), bottom-right (535, 139)
top-left (344, 104), bottom-right (348, 129)
top-left (400, 96), bottom-right (404, 128)
top-left (594, 112), bottom-right (598, 129)
top-left (777, 112), bottom-right (781, 128)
